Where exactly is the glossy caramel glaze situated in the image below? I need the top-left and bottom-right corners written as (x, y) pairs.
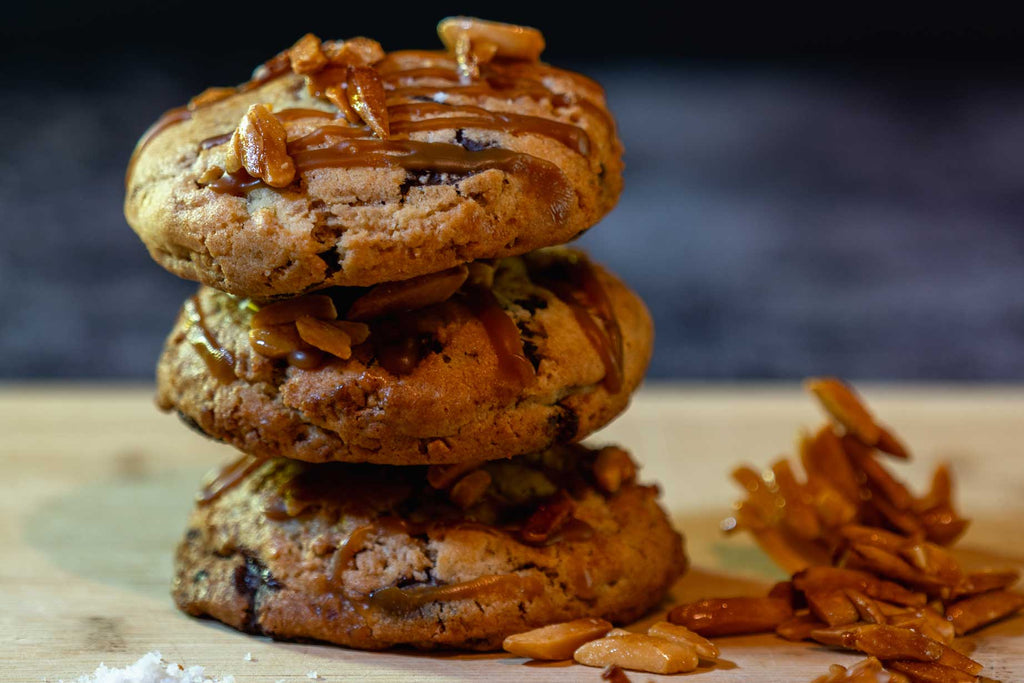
top-left (183, 296), bottom-right (236, 384)
top-left (528, 254), bottom-right (624, 392)
top-left (140, 35), bottom-right (600, 198)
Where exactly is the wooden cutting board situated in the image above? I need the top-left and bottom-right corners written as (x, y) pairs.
top-left (2, 384), bottom-right (1022, 682)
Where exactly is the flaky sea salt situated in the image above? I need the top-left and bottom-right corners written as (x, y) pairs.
top-left (60, 652), bottom-right (235, 683)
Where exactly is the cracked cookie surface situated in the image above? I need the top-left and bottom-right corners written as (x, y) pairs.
top-left (125, 32), bottom-right (623, 299)
top-left (172, 445), bottom-right (685, 650)
top-left (156, 250), bottom-right (652, 465)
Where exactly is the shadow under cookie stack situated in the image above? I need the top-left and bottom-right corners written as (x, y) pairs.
top-left (125, 17), bottom-right (685, 650)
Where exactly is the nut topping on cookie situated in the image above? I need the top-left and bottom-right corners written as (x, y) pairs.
top-left (226, 104), bottom-right (296, 188)
top-left (322, 37), bottom-right (385, 67)
top-left (288, 33), bottom-right (329, 75)
top-left (438, 16), bottom-right (545, 66)
top-left (345, 66), bottom-right (390, 139)
top-left (438, 17), bottom-right (544, 83)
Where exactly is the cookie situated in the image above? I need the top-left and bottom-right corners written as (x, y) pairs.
top-left (172, 444), bottom-right (686, 650)
top-left (156, 249), bottom-right (653, 465)
top-left (125, 20), bottom-right (624, 299)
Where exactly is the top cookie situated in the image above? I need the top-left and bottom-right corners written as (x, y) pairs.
top-left (125, 18), bottom-right (624, 299)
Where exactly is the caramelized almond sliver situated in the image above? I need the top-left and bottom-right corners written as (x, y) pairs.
top-left (346, 266), bottom-right (469, 321)
top-left (295, 316), bottom-right (354, 360)
top-left (807, 590), bottom-right (861, 627)
top-left (919, 506), bottom-right (970, 547)
top-left (849, 625), bottom-right (980, 675)
top-left (437, 16), bottom-right (546, 62)
top-left (189, 86), bottom-right (236, 109)
top-left (945, 590), bottom-right (1024, 636)
top-left (949, 570), bottom-right (1020, 600)
top-left (502, 617), bottom-right (612, 661)
top-left (668, 596), bottom-right (793, 637)
top-left (768, 580), bottom-right (798, 606)
top-left (573, 633), bottom-right (698, 675)
top-left (844, 444), bottom-right (915, 511)
top-left (812, 623), bottom-right (945, 663)
top-left (324, 83), bottom-right (361, 124)
top-left (593, 446), bottom-right (637, 494)
top-left (793, 566), bottom-right (927, 607)
top-left (887, 610), bottom-right (956, 645)
top-left (845, 589), bottom-right (887, 625)
top-left (805, 377), bottom-right (882, 446)
top-left (288, 33), bottom-right (329, 75)
top-left (249, 324), bottom-right (304, 359)
top-left (251, 295), bottom-right (338, 328)
top-left (848, 544), bottom-right (947, 592)
top-left (801, 425), bottom-right (863, 504)
top-left (322, 37), bottom-right (385, 67)
top-left (776, 612), bottom-right (826, 641)
top-left (427, 460), bottom-right (484, 490)
top-left (646, 621), bottom-right (719, 661)
top-left (520, 491), bottom-right (574, 544)
top-left (230, 103), bottom-right (295, 188)
top-left (449, 469), bottom-right (492, 509)
top-left (771, 460), bottom-right (823, 540)
top-left (876, 425), bottom-right (910, 459)
top-left (346, 66), bottom-right (390, 139)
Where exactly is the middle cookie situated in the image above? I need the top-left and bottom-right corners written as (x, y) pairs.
top-left (158, 249), bottom-right (652, 465)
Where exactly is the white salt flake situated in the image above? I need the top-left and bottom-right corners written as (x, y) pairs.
top-left (242, 654), bottom-right (252, 663)
top-left (59, 651), bottom-right (236, 683)
top-left (306, 673), bottom-right (319, 680)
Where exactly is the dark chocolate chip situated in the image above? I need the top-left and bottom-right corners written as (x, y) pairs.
top-left (549, 405), bottom-right (579, 443)
top-left (514, 294), bottom-right (549, 314)
top-left (317, 248), bottom-right (342, 278)
top-left (455, 128), bottom-right (492, 152)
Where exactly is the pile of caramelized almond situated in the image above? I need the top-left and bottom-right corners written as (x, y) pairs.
top-left (501, 379), bottom-right (1022, 682)
top-left (685, 378), bottom-right (1022, 682)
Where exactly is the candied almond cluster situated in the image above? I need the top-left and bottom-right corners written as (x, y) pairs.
top-left (665, 378), bottom-right (1022, 683)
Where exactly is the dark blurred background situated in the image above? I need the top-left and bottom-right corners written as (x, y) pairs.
top-left (3, 4), bottom-right (1024, 380)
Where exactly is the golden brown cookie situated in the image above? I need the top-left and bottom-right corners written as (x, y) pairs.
top-left (125, 20), bottom-right (623, 299)
top-left (157, 250), bottom-right (652, 465)
top-left (172, 444), bottom-right (685, 650)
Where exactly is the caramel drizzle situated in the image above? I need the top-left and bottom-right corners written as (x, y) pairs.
top-left (184, 296), bottom-right (236, 383)
top-left (461, 287), bottom-right (536, 387)
top-left (276, 101), bottom-right (590, 155)
top-left (535, 257), bottom-right (624, 393)
top-left (291, 138), bottom-right (553, 174)
top-left (197, 454), bottom-right (264, 505)
top-left (368, 573), bottom-right (541, 613)
top-left (388, 102), bottom-right (590, 155)
top-left (148, 47), bottom-right (599, 196)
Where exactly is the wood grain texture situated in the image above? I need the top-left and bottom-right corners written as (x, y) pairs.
top-left (2, 383), bottom-right (1022, 682)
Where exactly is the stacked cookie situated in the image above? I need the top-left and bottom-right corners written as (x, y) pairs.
top-left (125, 18), bottom-right (685, 650)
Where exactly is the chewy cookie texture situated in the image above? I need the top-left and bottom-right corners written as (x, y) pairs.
top-left (173, 446), bottom-right (685, 650)
top-left (125, 17), bottom-right (685, 653)
top-left (158, 250), bottom-right (653, 465)
top-left (125, 18), bottom-right (624, 299)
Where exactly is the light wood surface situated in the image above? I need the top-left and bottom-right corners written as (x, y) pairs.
top-left (2, 383), bottom-right (1022, 681)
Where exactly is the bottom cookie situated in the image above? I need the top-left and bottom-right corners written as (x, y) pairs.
top-left (173, 444), bottom-right (686, 650)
